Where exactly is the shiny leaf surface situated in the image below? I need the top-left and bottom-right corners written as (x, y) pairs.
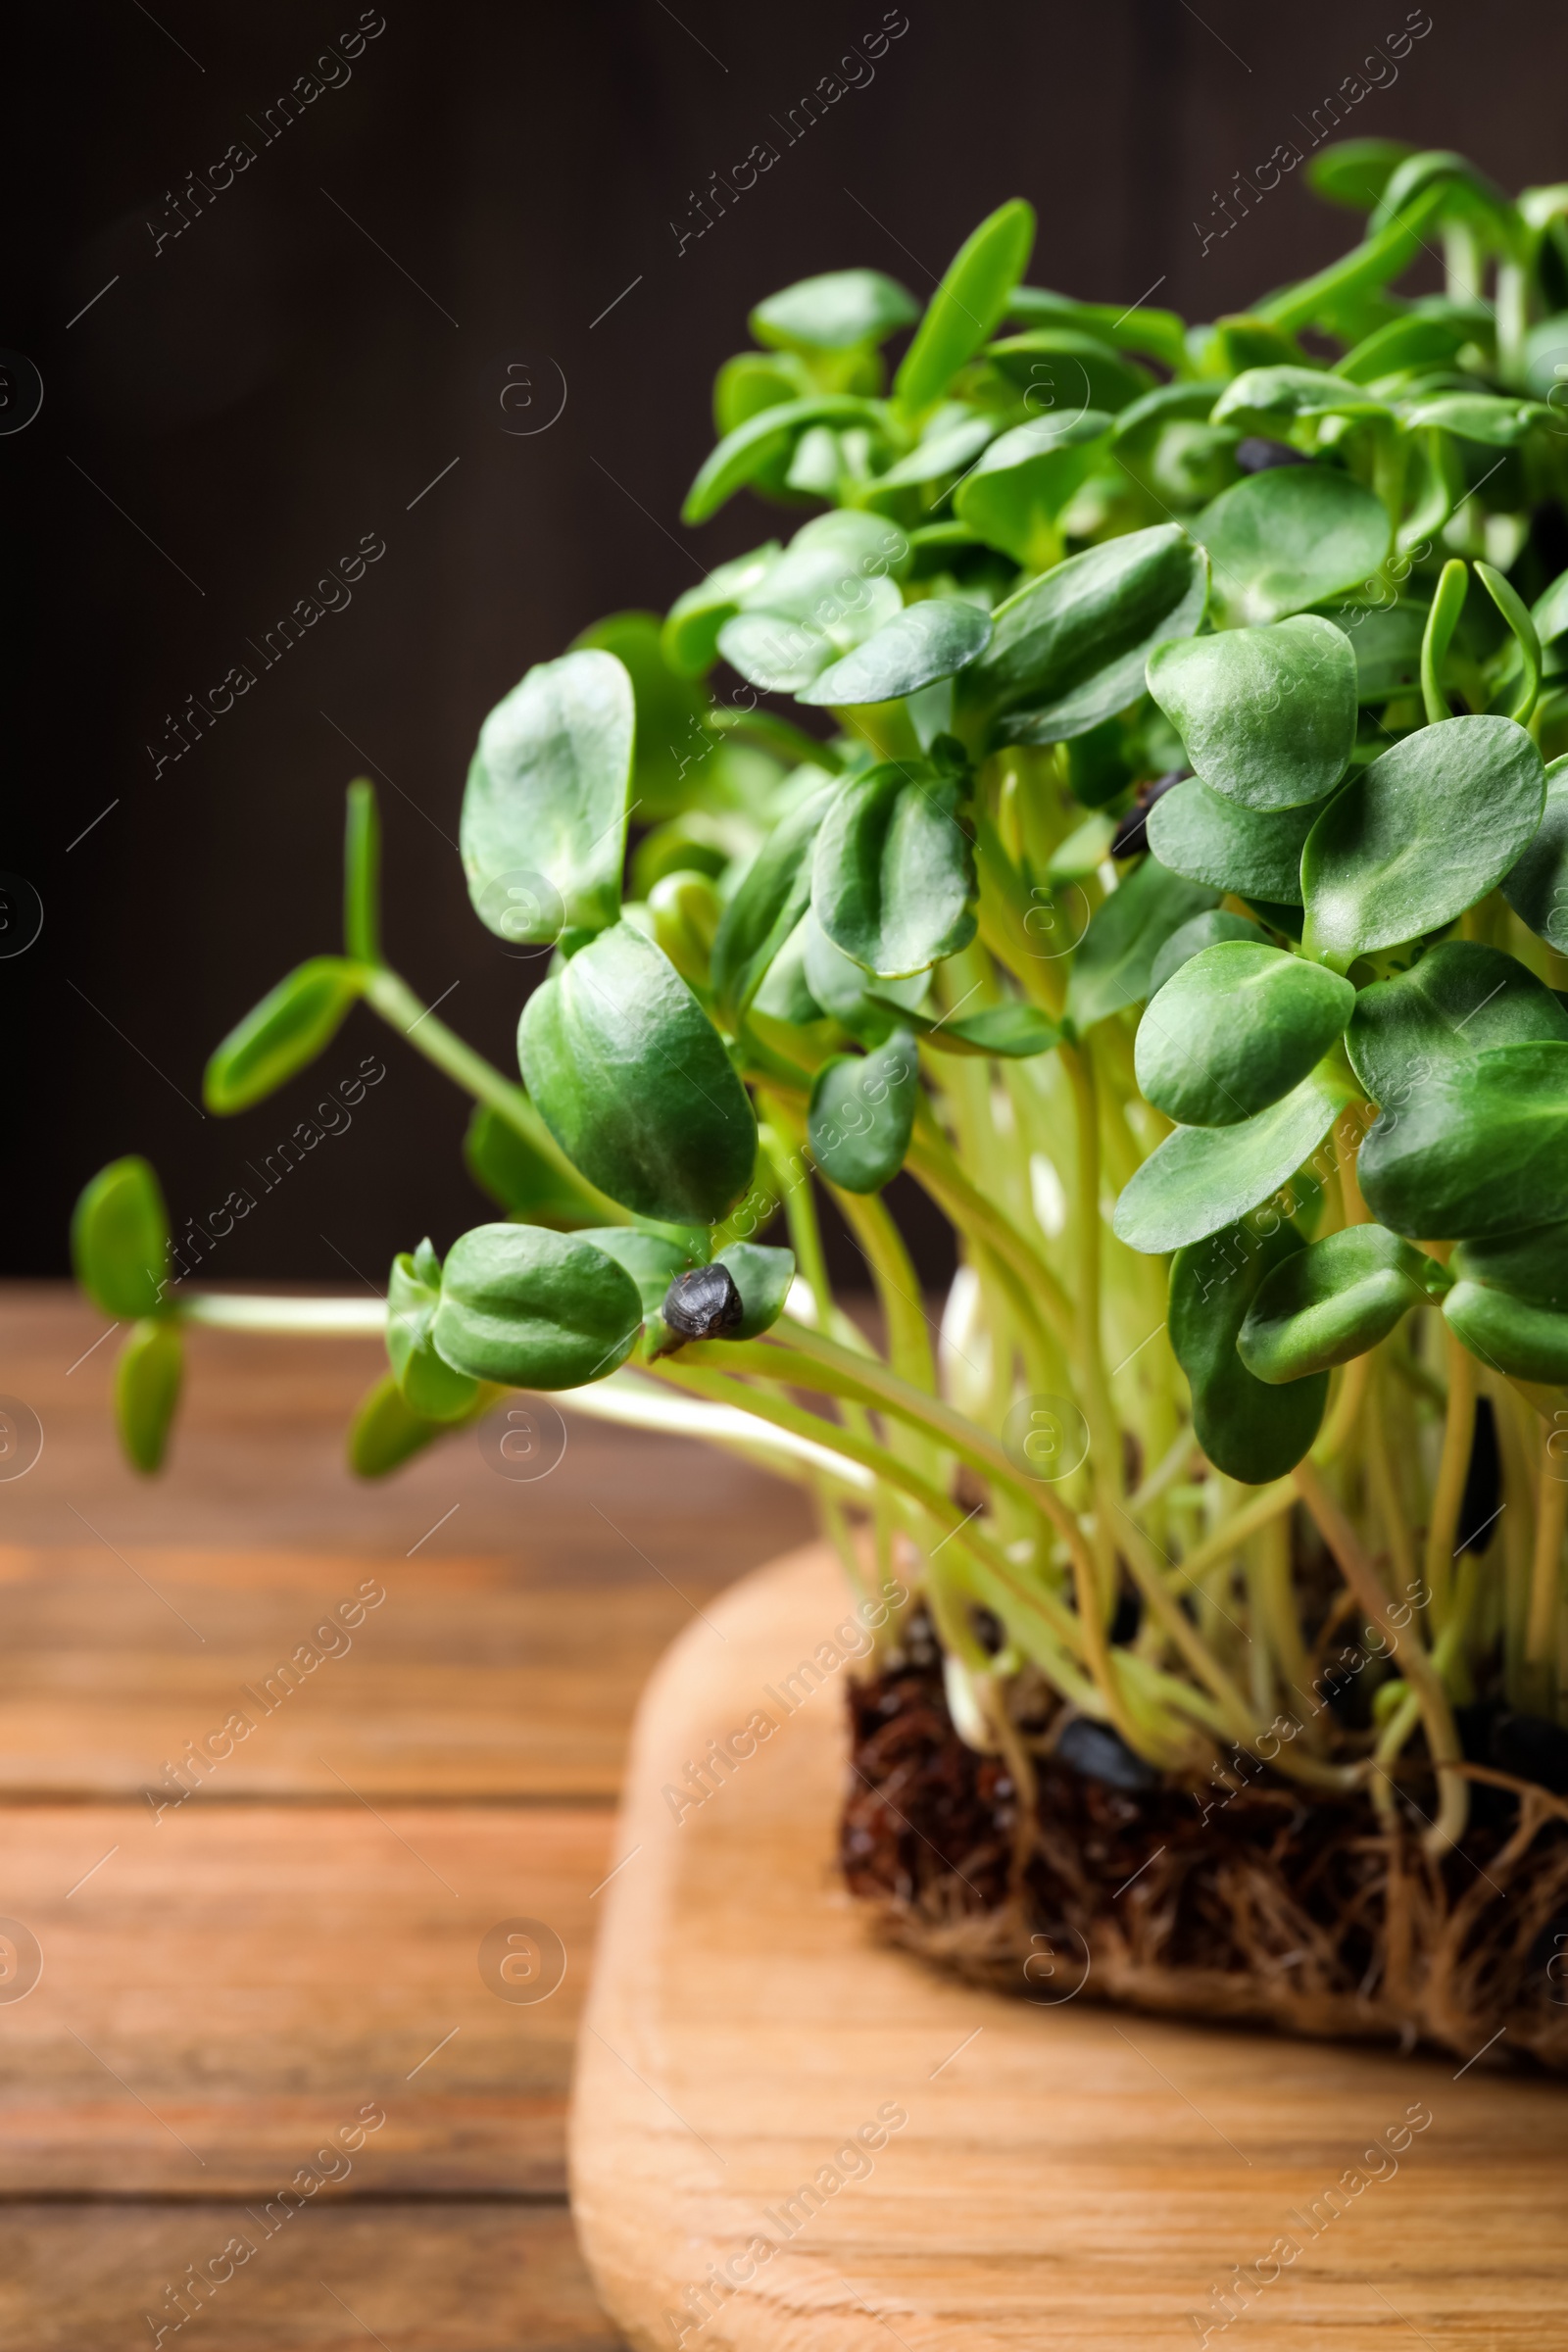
top-left (517, 923), bottom-right (758, 1225)
top-left (462, 649), bottom-right (632, 942)
top-left (1194, 466), bottom-right (1391, 627)
top-left (1239, 1223), bottom-right (1443, 1383)
top-left (1346, 941), bottom-right (1568, 1106)
top-left (1169, 1224), bottom-right (1327, 1482)
top-left (1113, 1064), bottom-right (1353, 1253)
top-left (1135, 943), bottom-right (1354, 1126)
top-left (1358, 1042), bottom-right (1568, 1240)
top-left (894, 199), bottom-right (1036, 416)
top-left (1301, 716), bottom-right (1545, 968)
top-left (956, 523), bottom-right (1208, 746)
top-left (1148, 780), bottom-right (1320, 905)
top-left (431, 1224), bottom-right (644, 1390)
top-left (204, 958), bottom-right (364, 1114)
top-left (808, 1030), bottom-right (919, 1192)
top-left (811, 762), bottom-right (976, 978)
top-left (1146, 616), bottom-right (1357, 810)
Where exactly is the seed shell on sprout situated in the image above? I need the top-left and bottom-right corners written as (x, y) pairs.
top-left (662, 1263), bottom-right (745, 1342)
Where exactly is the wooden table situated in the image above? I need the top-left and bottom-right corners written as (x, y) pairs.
top-left (0, 1284), bottom-right (811, 2350)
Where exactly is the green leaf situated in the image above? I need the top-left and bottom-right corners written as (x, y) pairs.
top-left (1501, 756), bottom-right (1568, 949)
top-left (712, 1241), bottom-right (796, 1336)
top-left (1476, 561), bottom-right (1543, 728)
top-left (1169, 1224), bottom-right (1327, 1482)
top-left (1146, 617), bottom-right (1357, 810)
top-left (1148, 910), bottom-right (1270, 998)
top-left (1338, 602), bottom-right (1426, 701)
top-left (1418, 555), bottom-right (1469, 726)
top-left (1305, 138), bottom-right (1419, 212)
top-left (1065, 857), bottom-right (1218, 1032)
top-left (1339, 300), bottom-right (1491, 383)
top-left (1238, 1224), bottom-right (1444, 1384)
top-left (1444, 1281), bottom-right (1568, 1383)
top-left (803, 915), bottom-right (926, 1037)
top-left (1533, 568), bottom-right (1568, 651)
top-left (662, 544), bottom-right (780, 677)
top-left (462, 648), bottom-right (633, 943)
top-left (808, 1031), bottom-right (919, 1193)
top-left (797, 598), bottom-right (992, 708)
top-left (1006, 286), bottom-right (1188, 371)
top-left (897, 998), bottom-right (1060, 1058)
top-left (114, 1319), bottom-right (183, 1474)
top-left (811, 762), bottom-right (976, 978)
top-left (751, 270), bottom-right (916, 353)
top-left (72, 1156), bottom-right (172, 1321)
top-left (710, 777), bottom-right (836, 1024)
top-left (571, 612), bottom-right (710, 821)
top-left (1112, 1063), bottom-right (1353, 1254)
top-left (1300, 715), bottom-right (1545, 968)
top-left (204, 957), bottom-right (364, 1114)
top-left (1358, 1042), bottom-right (1568, 1240)
top-left (984, 329), bottom-right (1149, 415)
top-left (574, 1226), bottom-right (699, 1318)
top-left (462, 1104), bottom-right (615, 1229)
top-left (1400, 393), bottom-right (1545, 444)
top-left (682, 395), bottom-right (883, 523)
top-left (1135, 943), bottom-right (1354, 1127)
top-left (953, 414), bottom-right (1112, 567)
top-left (871, 410), bottom-right (1000, 491)
top-left (1454, 1217), bottom-right (1568, 1310)
top-left (431, 1224), bottom-right (644, 1390)
top-left (956, 523), bottom-right (1208, 746)
top-left (387, 1249), bottom-right (482, 1422)
top-left (894, 199), bottom-right (1037, 417)
top-left (1193, 466), bottom-right (1391, 627)
top-left (516, 922), bottom-right (758, 1226)
top-left (1210, 367), bottom-right (1391, 434)
top-left (718, 513), bottom-right (906, 691)
top-left (1148, 781), bottom-right (1320, 906)
top-left (346, 1371), bottom-right (497, 1480)
top-left (1345, 941), bottom-right (1568, 1105)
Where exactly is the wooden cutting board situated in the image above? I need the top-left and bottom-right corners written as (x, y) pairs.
top-left (571, 1543), bottom-right (1568, 2352)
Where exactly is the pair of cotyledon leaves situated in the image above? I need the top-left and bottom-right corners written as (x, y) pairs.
top-left (1175, 1194), bottom-right (1568, 1485)
top-left (383, 1225), bottom-right (796, 1409)
top-left (1147, 933), bottom-right (1568, 1480)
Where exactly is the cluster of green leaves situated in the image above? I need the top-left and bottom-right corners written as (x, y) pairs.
top-left (74, 143), bottom-right (1568, 1798)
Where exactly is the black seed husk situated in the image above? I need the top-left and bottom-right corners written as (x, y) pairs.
top-left (662, 1263), bottom-right (745, 1342)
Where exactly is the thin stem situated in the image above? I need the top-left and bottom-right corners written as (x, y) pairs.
top-left (180, 1293), bottom-right (387, 1335)
top-left (1424, 1330), bottom-right (1478, 1631)
top-left (1295, 1458), bottom-right (1468, 1856)
top-left (361, 965), bottom-right (631, 1223)
top-left (1523, 1443), bottom-right (1567, 1716)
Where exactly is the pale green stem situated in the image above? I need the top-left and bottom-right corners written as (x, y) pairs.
top-left (361, 966), bottom-right (631, 1223)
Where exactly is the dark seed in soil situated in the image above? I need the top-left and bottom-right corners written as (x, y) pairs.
top-left (662, 1263), bottom-right (745, 1341)
top-left (1055, 1715), bottom-right (1160, 1790)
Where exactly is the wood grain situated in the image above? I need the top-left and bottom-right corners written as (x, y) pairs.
top-left (0, 1286), bottom-right (814, 2343)
top-left (573, 1543), bottom-right (1568, 2352)
top-left (0, 1802), bottom-right (608, 2195)
top-left (0, 2205), bottom-right (619, 2352)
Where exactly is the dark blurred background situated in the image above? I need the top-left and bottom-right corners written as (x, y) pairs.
top-left (9, 0), bottom-right (1568, 1289)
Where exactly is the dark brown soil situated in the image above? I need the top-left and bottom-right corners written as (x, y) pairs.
top-left (840, 1621), bottom-right (1568, 2070)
